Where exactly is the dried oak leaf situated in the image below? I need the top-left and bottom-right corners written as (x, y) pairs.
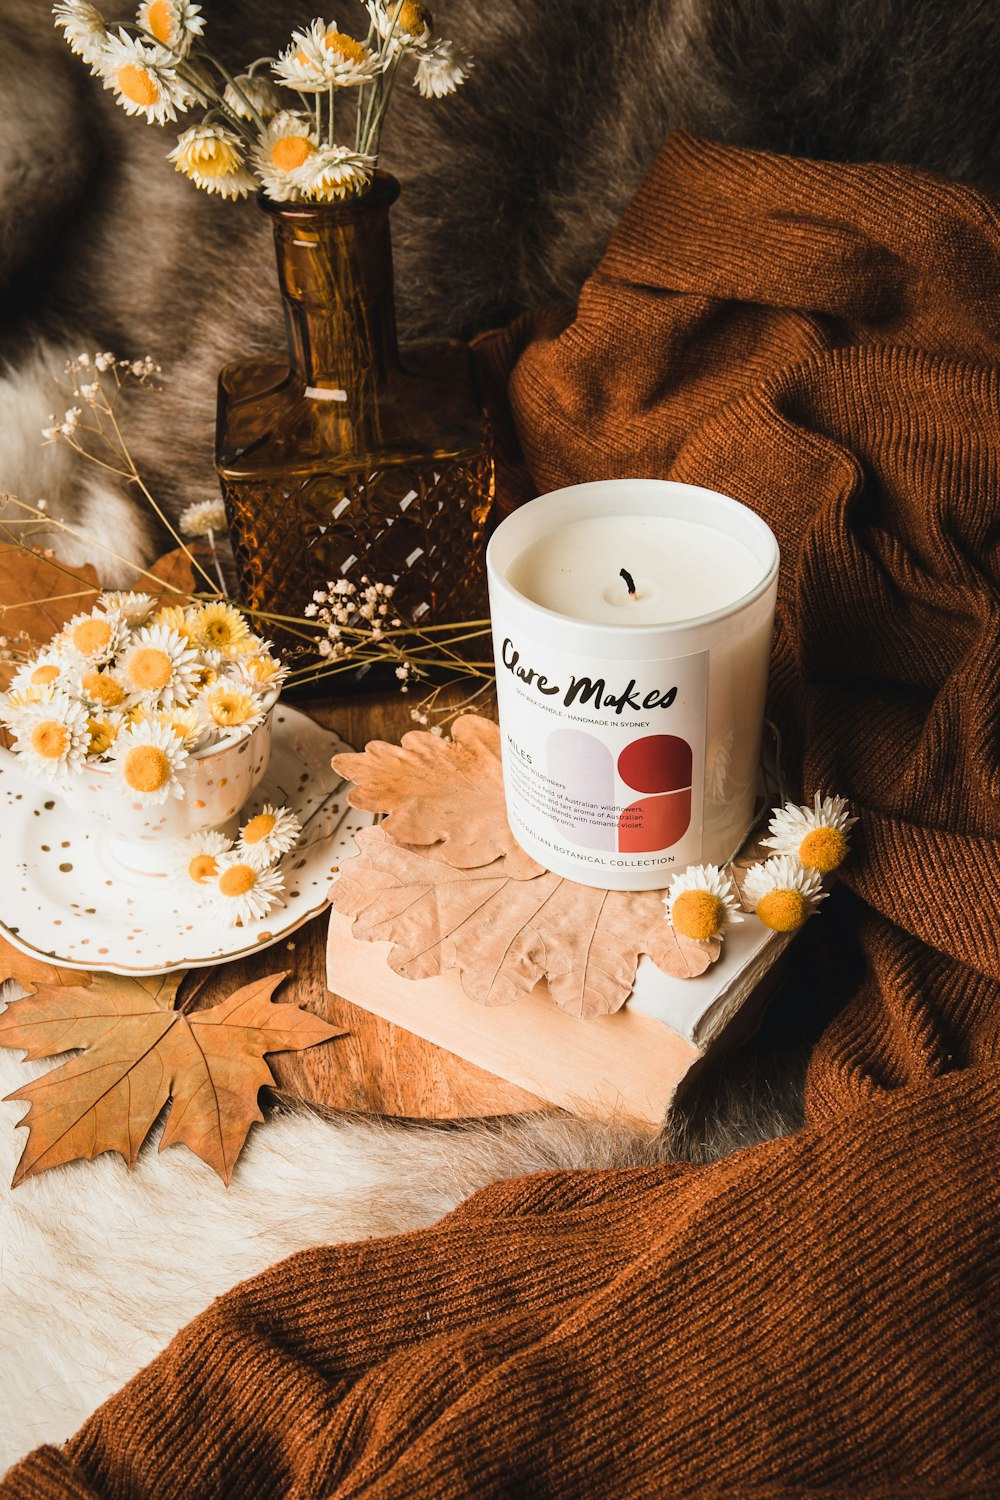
top-left (332, 714), bottom-right (545, 880)
top-left (0, 970), bottom-right (344, 1186)
top-left (331, 825), bottom-right (718, 1018)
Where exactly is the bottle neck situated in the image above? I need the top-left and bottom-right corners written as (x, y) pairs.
top-left (263, 175), bottom-right (401, 394)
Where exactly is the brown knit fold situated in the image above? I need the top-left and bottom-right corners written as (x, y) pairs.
top-left (6, 132), bottom-right (1000, 1496)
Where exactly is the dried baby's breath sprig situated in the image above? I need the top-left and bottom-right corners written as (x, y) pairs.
top-left (295, 573), bottom-right (493, 716)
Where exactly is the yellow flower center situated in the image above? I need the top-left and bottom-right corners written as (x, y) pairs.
top-left (30, 721), bottom-right (69, 760)
top-left (799, 826), bottom-right (847, 875)
top-left (756, 889), bottom-right (808, 933)
top-left (88, 718), bottom-right (117, 756)
top-left (128, 647), bottom-right (173, 692)
top-left (324, 30), bottom-right (367, 62)
top-left (145, 0), bottom-right (173, 44)
top-left (208, 691), bottom-right (250, 726)
top-left (123, 744), bottom-right (171, 793)
top-left (242, 812), bottom-right (276, 845)
top-left (390, 0), bottom-right (431, 36)
top-left (271, 135), bottom-right (315, 172)
top-left (82, 670), bottom-right (126, 707)
top-left (117, 63), bottom-right (160, 107)
top-left (671, 889), bottom-right (724, 942)
top-left (219, 863), bottom-right (257, 897)
top-left (202, 617), bottom-right (238, 645)
top-left (72, 617), bottom-right (113, 655)
top-left (30, 664), bottom-right (61, 687)
top-left (188, 853), bottom-right (219, 883)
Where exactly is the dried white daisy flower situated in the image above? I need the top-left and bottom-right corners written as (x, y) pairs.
top-left (173, 829), bottom-right (233, 893)
top-left (137, 0), bottom-right (204, 57)
top-left (762, 792), bottom-right (857, 875)
top-left (198, 682), bottom-right (266, 737)
top-left (414, 38), bottom-right (471, 97)
top-left (85, 710), bottom-right (127, 759)
top-left (94, 29), bottom-right (195, 125)
top-left (253, 112), bottom-right (320, 202)
top-left (188, 601), bottom-right (250, 653)
top-left (149, 603), bottom-right (196, 642)
top-left (108, 718), bottom-right (189, 803)
top-left (237, 804), bottom-right (301, 865)
top-left (212, 854), bottom-right (285, 925)
top-left (118, 623), bottom-right (201, 708)
top-left (10, 693), bottom-right (90, 783)
top-left (232, 650), bottom-right (289, 692)
top-left (60, 609), bottom-right (128, 666)
top-left (369, 0), bottom-right (433, 50)
top-left (98, 590), bottom-right (156, 625)
top-left (274, 19), bottom-right (383, 91)
top-left (223, 73), bottom-right (283, 121)
top-left (742, 855), bottom-right (826, 933)
top-left (293, 144), bottom-right (375, 201)
top-left (75, 665), bottom-right (131, 713)
top-left (155, 705), bottom-right (205, 749)
top-left (168, 124), bottom-right (256, 199)
top-left (8, 654), bottom-right (66, 699)
top-left (178, 498), bottom-right (228, 537)
top-left (664, 863), bottom-right (742, 942)
top-left (52, 0), bottom-right (108, 64)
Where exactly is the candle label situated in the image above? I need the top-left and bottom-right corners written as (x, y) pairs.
top-left (495, 633), bottom-right (708, 878)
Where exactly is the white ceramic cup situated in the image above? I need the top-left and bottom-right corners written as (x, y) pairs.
top-left (0, 687), bottom-right (279, 878)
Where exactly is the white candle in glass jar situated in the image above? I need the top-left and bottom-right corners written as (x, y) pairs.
top-left (486, 479), bottom-right (779, 891)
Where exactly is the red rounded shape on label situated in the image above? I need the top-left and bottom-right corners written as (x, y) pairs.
top-left (617, 735), bottom-right (693, 794)
top-left (618, 789), bottom-right (692, 853)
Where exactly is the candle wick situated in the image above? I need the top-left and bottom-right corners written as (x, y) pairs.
top-left (619, 568), bottom-right (637, 597)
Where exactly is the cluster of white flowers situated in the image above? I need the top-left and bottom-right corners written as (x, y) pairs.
top-left (41, 352), bottom-right (162, 442)
top-left (0, 597), bottom-right (287, 801)
top-left (54, 2), bottom-right (473, 205)
top-left (305, 575), bottom-right (408, 667)
top-left (664, 793), bottom-right (856, 942)
top-left (172, 804), bottom-right (302, 926)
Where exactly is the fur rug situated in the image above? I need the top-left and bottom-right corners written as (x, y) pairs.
top-left (0, 972), bottom-right (808, 1472)
top-left (2, 0), bottom-right (1000, 566)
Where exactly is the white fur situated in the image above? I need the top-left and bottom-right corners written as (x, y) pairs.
top-left (0, 982), bottom-right (655, 1471)
top-left (0, 342), bottom-right (158, 585)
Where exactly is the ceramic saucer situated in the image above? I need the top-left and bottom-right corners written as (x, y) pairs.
top-left (0, 705), bottom-right (372, 976)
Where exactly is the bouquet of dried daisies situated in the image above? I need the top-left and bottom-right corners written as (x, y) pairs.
top-left (54, 1), bottom-right (472, 203)
top-left (1, 595), bottom-right (286, 795)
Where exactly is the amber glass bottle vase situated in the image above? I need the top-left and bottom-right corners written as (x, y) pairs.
top-left (215, 174), bottom-right (494, 683)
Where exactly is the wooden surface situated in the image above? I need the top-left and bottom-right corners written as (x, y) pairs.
top-left (327, 913), bottom-right (699, 1128)
top-left (188, 683), bottom-right (551, 1122)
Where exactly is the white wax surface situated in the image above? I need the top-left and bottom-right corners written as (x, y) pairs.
top-left (507, 515), bottom-right (763, 625)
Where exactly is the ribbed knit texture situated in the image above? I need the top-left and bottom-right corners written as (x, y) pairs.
top-left (6, 132), bottom-right (1000, 1496)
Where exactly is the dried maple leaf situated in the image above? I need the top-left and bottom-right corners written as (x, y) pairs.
top-left (331, 825), bottom-right (713, 1018)
top-left (0, 935), bottom-right (90, 992)
top-left (0, 544), bottom-right (100, 689)
top-left (0, 970), bottom-right (344, 1186)
top-left (332, 714), bottom-right (545, 880)
top-left (145, 544), bottom-right (203, 605)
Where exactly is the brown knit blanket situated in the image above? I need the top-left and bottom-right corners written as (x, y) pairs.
top-left (6, 133), bottom-right (1000, 1497)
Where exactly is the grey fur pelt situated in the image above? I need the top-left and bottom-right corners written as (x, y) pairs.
top-left (1, 0), bottom-right (998, 560)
